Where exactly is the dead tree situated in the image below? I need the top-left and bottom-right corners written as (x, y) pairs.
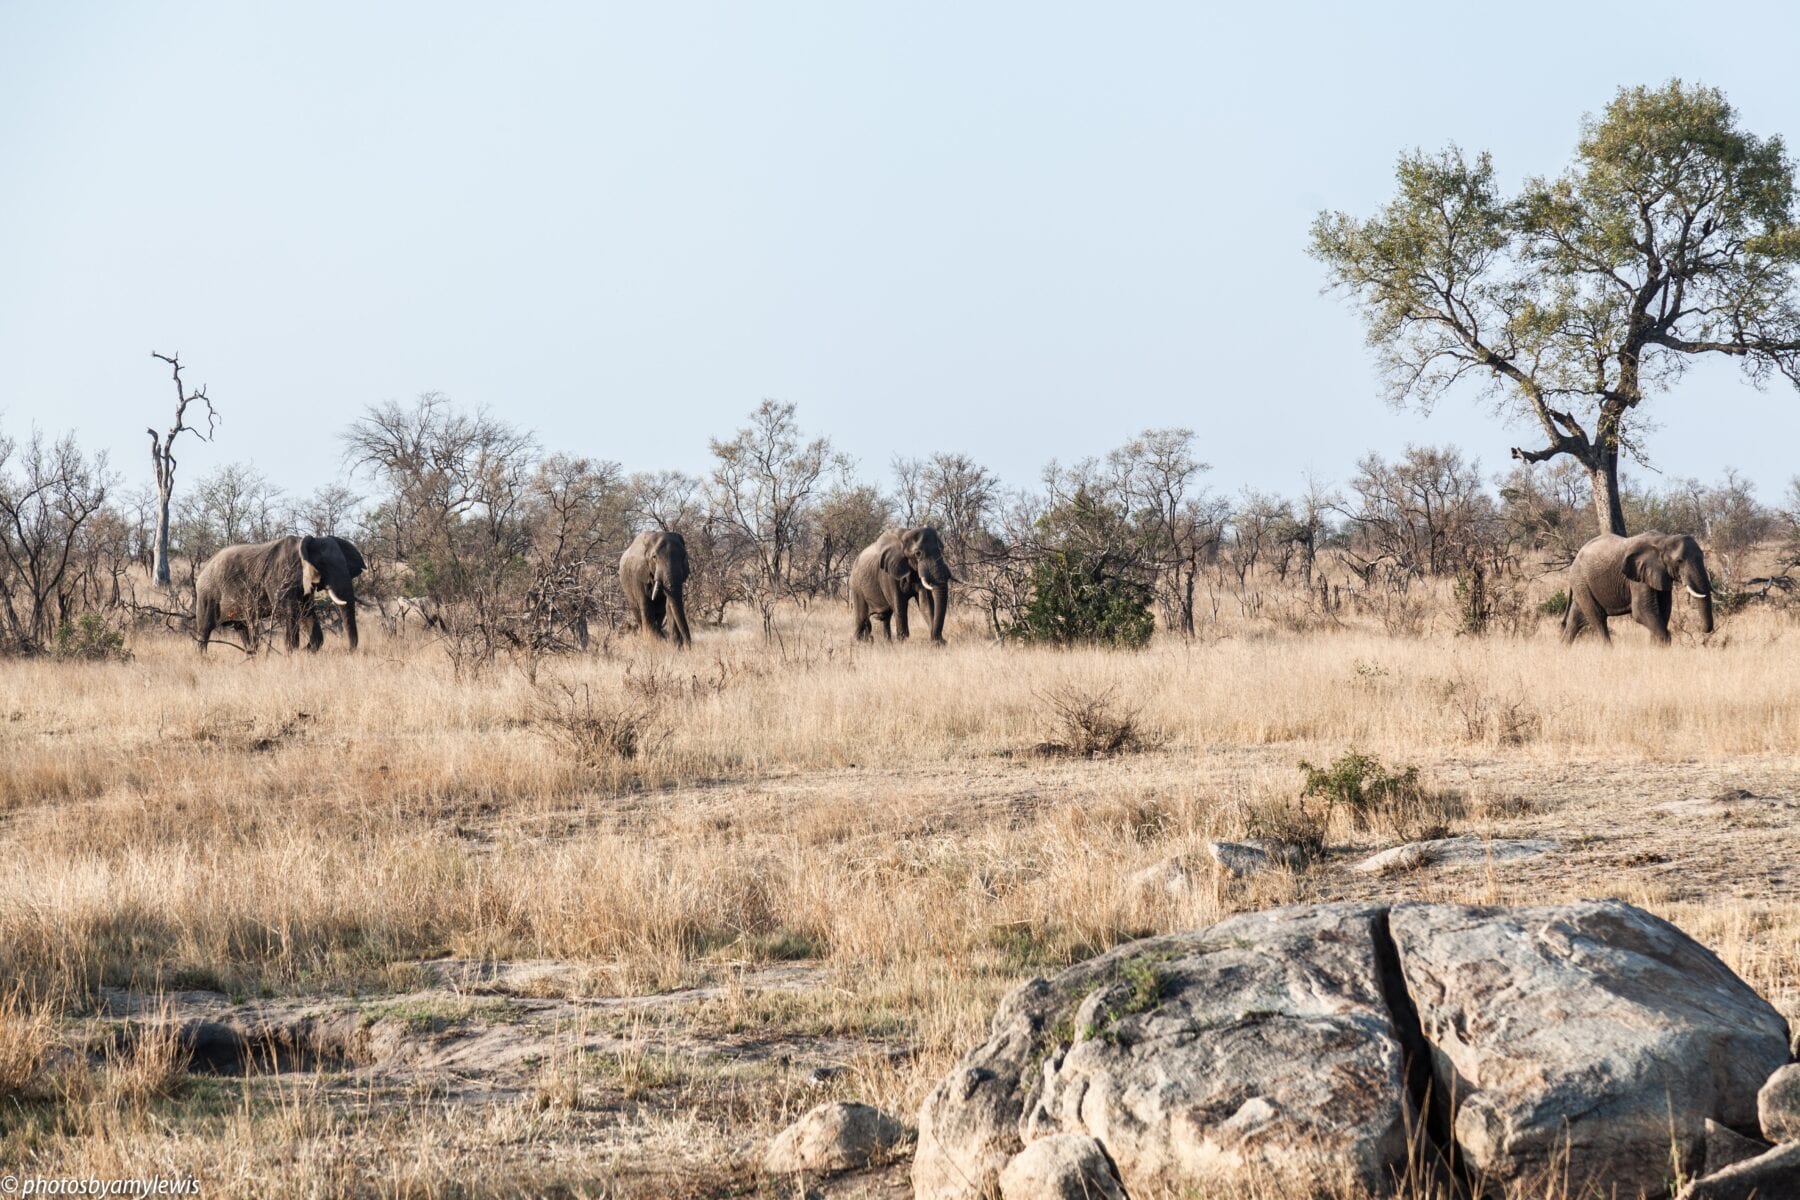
top-left (147, 351), bottom-right (218, 587)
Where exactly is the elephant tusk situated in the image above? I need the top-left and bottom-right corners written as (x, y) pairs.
top-left (651, 579), bottom-right (661, 600)
top-left (1686, 586), bottom-right (1710, 600)
top-left (327, 590), bottom-right (350, 607)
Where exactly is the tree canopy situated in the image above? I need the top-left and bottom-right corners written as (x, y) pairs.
top-left (1311, 81), bottom-right (1800, 535)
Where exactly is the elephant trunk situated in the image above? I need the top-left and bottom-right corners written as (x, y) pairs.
top-left (669, 584), bottom-right (691, 648)
top-left (343, 597), bottom-right (359, 651)
top-left (927, 581), bottom-right (949, 643)
top-left (1682, 561), bottom-right (1714, 634)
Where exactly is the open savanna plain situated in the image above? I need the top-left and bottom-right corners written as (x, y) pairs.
top-left (1, 593), bottom-right (1796, 1199)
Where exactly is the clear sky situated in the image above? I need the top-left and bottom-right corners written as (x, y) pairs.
top-left (3, 1), bottom-right (1798, 505)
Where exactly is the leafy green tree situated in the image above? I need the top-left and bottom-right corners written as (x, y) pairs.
top-left (1011, 487), bottom-right (1155, 647)
top-left (1312, 82), bottom-right (1800, 536)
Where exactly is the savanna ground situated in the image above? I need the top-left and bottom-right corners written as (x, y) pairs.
top-left (0, 578), bottom-right (1796, 1199)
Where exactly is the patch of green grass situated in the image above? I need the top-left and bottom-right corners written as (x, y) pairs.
top-left (360, 996), bottom-right (510, 1034)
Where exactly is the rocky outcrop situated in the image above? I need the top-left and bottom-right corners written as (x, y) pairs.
top-left (914, 904), bottom-right (1414, 1199)
top-left (764, 1101), bottom-right (906, 1174)
top-left (915, 901), bottom-right (1792, 1200)
top-left (1388, 901), bottom-right (1789, 1193)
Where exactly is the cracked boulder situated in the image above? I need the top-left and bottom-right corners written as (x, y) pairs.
top-left (915, 901), bottom-right (1790, 1200)
top-left (913, 903), bottom-right (1414, 1199)
top-left (1389, 902), bottom-right (1790, 1193)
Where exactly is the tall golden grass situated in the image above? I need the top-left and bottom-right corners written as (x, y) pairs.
top-left (0, 587), bottom-right (1794, 1196)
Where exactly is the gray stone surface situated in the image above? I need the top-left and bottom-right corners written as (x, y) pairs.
top-left (1761, 1062), bottom-right (1800, 1143)
top-left (918, 900), bottom-right (1790, 1200)
top-left (913, 904), bottom-right (1411, 1200)
top-left (1702, 1118), bottom-right (1771, 1176)
top-left (997, 1133), bottom-right (1127, 1200)
top-left (1677, 1140), bottom-right (1800, 1200)
top-left (1388, 901), bottom-right (1791, 1193)
top-left (764, 1101), bottom-right (906, 1174)
top-left (1350, 836), bottom-right (1554, 875)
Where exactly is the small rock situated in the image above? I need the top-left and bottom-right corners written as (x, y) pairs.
top-left (1351, 836), bottom-right (1554, 875)
top-left (1761, 1062), bottom-right (1800, 1142)
top-left (1205, 839), bottom-right (1302, 877)
top-left (1702, 1118), bottom-right (1770, 1175)
top-left (1125, 855), bottom-right (1194, 898)
top-left (765, 1101), bottom-right (907, 1174)
top-left (1677, 1140), bottom-right (1800, 1200)
top-left (999, 1134), bottom-right (1127, 1200)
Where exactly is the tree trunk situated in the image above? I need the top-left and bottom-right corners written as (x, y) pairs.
top-left (153, 484), bottom-right (174, 586)
top-left (1589, 450), bottom-right (1627, 537)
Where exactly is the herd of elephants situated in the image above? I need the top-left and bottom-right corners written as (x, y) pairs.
top-left (190, 525), bottom-right (1715, 653)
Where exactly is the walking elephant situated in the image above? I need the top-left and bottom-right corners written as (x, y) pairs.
top-left (1563, 532), bottom-right (1714, 645)
top-left (850, 527), bottom-right (952, 643)
top-left (619, 530), bottom-right (692, 648)
top-left (195, 535), bottom-right (365, 652)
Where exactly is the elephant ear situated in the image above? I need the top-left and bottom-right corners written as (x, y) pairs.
top-left (298, 536), bottom-right (325, 592)
top-left (880, 546), bottom-right (911, 580)
top-left (1623, 543), bottom-right (1671, 590)
top-left (331, 537), bottom-right (366, 578)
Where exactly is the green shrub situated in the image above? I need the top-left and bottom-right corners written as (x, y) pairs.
top-left (1011, 549), bottom-right (1155, 648)
top-left (1297, 750), bottom-right (1423, 829)
top-left (1537, 589), bottom-right (1570, 617)
top-left (53, 614), bottom-right (130, 662)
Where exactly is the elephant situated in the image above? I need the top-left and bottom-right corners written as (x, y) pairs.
top-left (1563, 531), bottom-right (1714, 645)
top-left (619, 530), bottom-right (692, 648)
top-left (850, 527), bottom-right (952, 642)
top-left (195, 535), bottom-right (366, 652)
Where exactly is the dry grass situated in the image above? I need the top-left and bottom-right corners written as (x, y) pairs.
top-left (0, 580), bottom-right (1795, 1196)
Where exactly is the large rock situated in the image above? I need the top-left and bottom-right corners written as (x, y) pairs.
top-left (1388, 901), bottom-right (1790, 1193)
top-left (764, 1101), bottom-right (906, 1174)
top-left (1677, 1140), bottom-right (1800, 1200)
top-left (1761, 1062), bottom-right (1800, 1142)
top-left (917, 901), bottom-right (1790, 1200)
top-left (913, 904), bottom-right (1414, 1199)
top-left (997, 1133), bottom-right (1127, 1200)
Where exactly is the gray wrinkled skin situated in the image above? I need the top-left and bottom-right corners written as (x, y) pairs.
top-left (195, 535), bottom-right (365, 653)
top-left (1564, 531), bottom-right (1714, 644)
top-left (618, 530), bottom-right (692, 648)
top-left (849, 527), bottom-right (951, 643)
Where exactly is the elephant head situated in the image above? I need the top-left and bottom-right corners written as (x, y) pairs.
top-left (647, 530), bottom-right (692, 648)
top-left (1624, 533), bottom-right (1713, 634)
top-left (300, 535), bottom-right (366, 651)
top-left (887, 526), bottom-right (952, 642)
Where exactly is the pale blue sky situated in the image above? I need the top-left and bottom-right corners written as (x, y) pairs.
top-left (3, 1), bottom-right (1798, 504)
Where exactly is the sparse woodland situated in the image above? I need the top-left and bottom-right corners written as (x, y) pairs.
top-left (4, 80), bottom-right (1800, 1200)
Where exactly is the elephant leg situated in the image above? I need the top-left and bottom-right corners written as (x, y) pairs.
top-left (284, 607), bottom-right (302, 652)
top-left (1560, 604), bottom-right (1585, 644)
top-left (644, 591), bottom-right (668, 638)
top-left (1571, 589), bottom-right (1610, 644)
top-left (304, 607), bottom-right (324, 652)
top-left (1633, 586), bottom-right (1672, 644)
top-left (196, 596), bottom-right (218, 652)
top-left (853, 595), bottom-right (872, 641)
top-left (895, 592), bottom-right (911, 641)
top-left (878, 611), bottom-right (893, 640)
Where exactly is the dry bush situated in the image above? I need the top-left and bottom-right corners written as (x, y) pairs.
top-left (1035, 683), bottom-right (1161, 757)
top-left (0, 987), bottom-right (58, 1101)
top-left (533, 677), bottom-right (667, 768)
